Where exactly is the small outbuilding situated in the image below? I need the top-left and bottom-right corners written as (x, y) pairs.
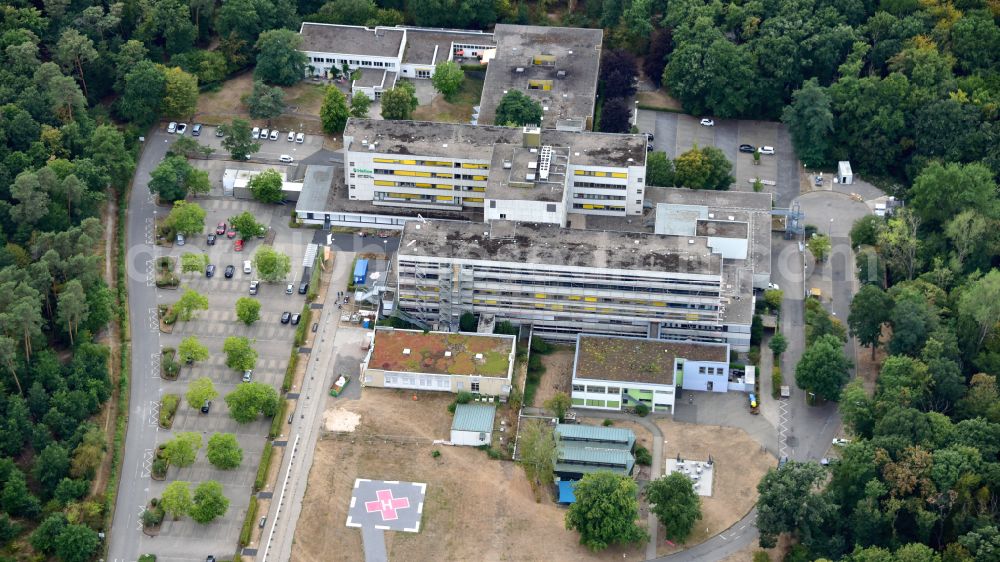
top-left (838, 161), bottom-right (853, 185)
top-left (450, 403), bottom-right (496, 446)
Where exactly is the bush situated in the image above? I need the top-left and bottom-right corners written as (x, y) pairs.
top-left (494, 321), bottom-right (518, 335)
top-left (459, 312), bottom-right (477, 332)
top-left (431, 450), bottom-right (441, 458)
top-left (282, 348), bottom-right (298, 392)
top-left (159, 394), bottom-right (179, 428)
top-left (749, 346), bottom-right (761, 366)
top-left (239, 496), bottom-right (258, 547)
top-left (138, 555), bottom-right (157, 562)
top-left (635, 403), bottom-right (650, 417)
top-left (771, 367), bottom-right (783, 399)
top-left (602, 419), bottom-right (614, 426)
top-left (163, 309), bottom-right (177, 325)
top-left (752, 552), bottom-right (771, 562)
top-left (530, 337), bottom-right (552, 354)
top-left (634, 446), bottom-right (652, 466)
top-left (269, 400), bottom-right (289, 439)
top-left (254, 443), bottom-right (273, 491)
top-left (293, 305), bottom-right (313, 346)
top-left (151, 458), bottom-right (168, 478)
top-left (456, 392), bottom-right (474, 404)
top-left (527, 354), bottom-right (545, 374)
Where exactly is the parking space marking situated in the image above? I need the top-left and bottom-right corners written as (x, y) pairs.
top-left (148, 400), bottom-right (160, 427)
top-left (140, 449), bottom-right (154, 479)
top-left (148, 308), bottom-right (159, 332)
top-left (150, 352), bottom-right (160, 379)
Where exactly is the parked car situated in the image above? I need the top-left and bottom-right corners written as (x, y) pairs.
top-left (224, 265), bottom-right (235, 278)
top-left (215, 127), bottom-right (224, 138)
top-left (758, 145), bottom-right (775, 155)
top-left (200, 400), bottom-right (211, 414)
top-left (242, 370), bottom-right (253, 383)
top-left (832, 438), bottom-right (851, 446)
top-left (291, 313), bottom-right (301, 325)
top-left (234, 239), bottom-right (244, 252)
top-left (281, 311), bottom-right (291, 324)
top-left (207, 234), bottom-right (216, 245)
top-left (249, 280), bottom-right (259, 295)
top-left (227, 228), bottom-right (236, 238)
top-left (286, 283), bottom-right (293, 295)
top-left (269, 129), bottom-right (279, 141)
top-left (252, 127), bottom-right (260, 139)
top-left (175, 233), bottom-right (185, 246)
top-left (192, 124), bottom-right (202, 136)
top-left (646, 143), bottom-right (654, 152)
top-left (768, 282), bottom-right (780, 290)
top-left (260, 128), bottom-right (269, 140)
top-left (738, 144), bottom-right (755, 153)
top-left (243, 260), bottom-right (252, 274)
top-left (298, 281), bottom-right (308, 294)
top-left (699, 118), bottom-right (714, 126)
top-left (176, 123), bottom-right (187, 135)
top-left (259, 516), bottom-right (267, 528)
top-left (295, 132), bottom-right (304, 143)
top-left (216, 222), bottom-right (226, 235)
top-left (205, 264), bottom-right (216, 278)
top-left (287, 131), bottom-right (295, 142)
top-left (167, 122), bottom-right (177, 133)
top-left (279, 154), bottom-right (294, 163)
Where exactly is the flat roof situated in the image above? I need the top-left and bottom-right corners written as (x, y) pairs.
top-left (343, 119), bottom-right (647, 168)
top-left (451, 403), bottom-right (496, 433)
top-left (370, 328), bottom-right (514, 377)
top-left (399, 220), bottom-right (723, 275)
top-left (486, 144), bottom-right (567, 202)
top-left (299, 23), bottom-right (404, 58)
top-left (697, 219), bottom-right (749, 239)
top-left (479, 24), bottom-right (602, 128)
top-left (403, 28), bottom-right (495, 65)
top-left (573, 334), bottom-right (729, 385)
top-left (292, 165), bottom-right (334, 212)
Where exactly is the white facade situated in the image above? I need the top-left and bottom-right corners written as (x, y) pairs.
top-left (678, 358), bottom-right (730, 393)
top-left (567, 162), bottom-right (645, 217)
top-left (838, 161), bottom-right (854, 185)
top-left (485, 198), bottom-right (567, 226)
top-left (571, 378), bottom-right (676, 414)
top-left (450, 428), bottom-right (492, 446)
top-left (345, 148), bottom-right (490, 211)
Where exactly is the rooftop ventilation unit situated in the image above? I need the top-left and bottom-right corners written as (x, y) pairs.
top-left (526, 173), bottom-right (536, 181)
top-left (728, 215), bottom-right (735, 220)
top-left (475, 353), bottom-right (484, 360)
top-left (444, 351), bottom-right (452, 357)
top-left (528, 161), bottom-right (537, 169)
top-left (503, 160), bottom-right (512, 169)
top-left (361, 139), bottom-right (369, 145)
top-left (557, 70), bottom-right (566, 77)
top-left (688, 239), bottom-right (695, 244)
top-left (538, 146), bottom-right (553, 181)
top-left (515, 67), bottom-right (524, 73)
top-left (708, 213), bottom-right (715, 218)
top-left (402, 348), bottom-right (411, 355)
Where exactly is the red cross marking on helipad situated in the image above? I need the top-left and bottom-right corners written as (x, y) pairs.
top-left (364, 488), bottom-right (410, 521)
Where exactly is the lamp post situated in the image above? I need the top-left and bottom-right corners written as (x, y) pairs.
top-left (633, 100), bottom-right (639, 127)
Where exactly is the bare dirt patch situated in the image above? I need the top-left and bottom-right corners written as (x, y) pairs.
top-left (293, 389), bottom-right (644, 562)
top-left (655, 418), bottom-right (773, 556)
top-left (411, 77), bottom-right (484, 124)
top-left (534, 347), bottom-right (574, 407)
top-left (637, 90), bottom-right (682, 111)
top-left (197, 72), bottom-right (254, 118)
top-left (577, 418), bottom-right (657, 480)
top-left (285, 82), bottom-right (326, 115)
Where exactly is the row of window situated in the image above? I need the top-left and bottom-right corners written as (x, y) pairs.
top-left (310, 57), bottom-right (396, 70)
top-left (470, 290), bottom-right (719, 309)
top-left (572, 181), bottom-right (627, 190)
top-left (573, 170), bottom-right (629, 179)
top-left (368, 158), bottom-right (488, 170)
top-left (698, 366), bottom-right (725, 375)
top-left (573, 203), bottom-right (625, 211)
top-left (573, 193), bottom-right (626, 201)
top-left (572, 385), bottom-right (621, 394)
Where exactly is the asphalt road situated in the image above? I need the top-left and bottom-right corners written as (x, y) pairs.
top-left (109, 131), bottom-right (174, 562)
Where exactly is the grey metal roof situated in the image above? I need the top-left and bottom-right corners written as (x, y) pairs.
top-left (451, 403), bottom-right (496, 433)
top-left (556, 444), bottom-right (635, 475)
top-left (300, 23), bottom-right (404, 58)
top-left (555, 423), bottom-right (635, 446)
top-left (294, 165), bottom-right (335, 214)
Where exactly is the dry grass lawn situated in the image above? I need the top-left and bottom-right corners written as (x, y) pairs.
top-left (655, 418), bottom-right (774, 556)
top-left (411, 77), bottom-right (484, 124)
top-left (293, 389), bottom-right (645, 562)
top-left (195, 73), bottom-right (327, 134)
top-left (637, 89), bottom-right (682, 111)
top-left (534, 347), bottom-right (574, 407)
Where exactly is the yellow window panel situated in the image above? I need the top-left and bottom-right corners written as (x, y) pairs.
top-left (373, 158), bottom-right (399, 164)
top-left (535, 293), bottom-right (546, 299)
top-left (415, 183), bottom-right (432, 187)
top-left (374, 180), bottom-right (395, 186)
top-left (461, 163), bottom-right (488, 169)
top-left (574, 170), bottom-right (585, 176)
top-left (472, 187), bottom-right (485, 192)
top-left (583, 204), bottom-right (594, 209)
top-left (413, 171), bottom-right (431, 177)
top-left (653, 302), bottom-right (665, 307)
top-left (434, 184), bottom-right (452, 190)
top-left (436, 196), bottom-right (453, 201)
top-left (486, 300), bottom-right (497, 305)
top-left (611, 172), bottom-right (628, 178)
top-left (568, 295), bottom-right (580, 301)
top-left (465, 197), bottom-right (484, 203)
top-left (401, 159), bottom-right (416, 165)
top-left (436, 173), bottom-right (453, 178)
top-left (686, 313), bottom-right (700, 320)
top-left (394, 170), bottom-right (414, 176)
top-left (472, 175), bottom-right (487, 181)
top-left (584, 306), bottom-right (597, 311)
top-left (584, 296), bottom-right (597, 302)
top-left (535, 303), bottom-right (546, 308)
top-left (551, 305), bottom-right (564, 311)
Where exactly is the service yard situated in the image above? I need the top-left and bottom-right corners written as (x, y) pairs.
top-left (293, 389), bottom-right (645, 562)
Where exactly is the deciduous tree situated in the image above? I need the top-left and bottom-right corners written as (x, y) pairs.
top-left (544, 393), bottom-right (572, 422)
top-left (599, 50), bottom-right (638, 99)
top-left (162, 432), bottom-right (202, 468)
top-left (909, 161), bottom-right (996, 229)
top-left (55, 524), bottom-right (99, 562)
top-left (795, 334), bottom-right (851, 402)
top-left (646, 152), bottom-right (674, 187)
top-left (350, 91), bottom-right (371, 118)
top-left (380, 81), bottom-right (418, 120)
top-left (599, 98), bottom-right (632, 134)
top-left (517, 420), bottom-right (556, 488)
top-left (220, 118), bottom-right (260, 161)
top-left (167, 201), bottom-right (206, 236)
top-left (643, 28), bottom-right (672, 87)
top-left (255, 29), bottom-right (307, 86)
top-left (244, 80), bottom-right (286, 121)
top-left (646, 472), bottom-right (702, 542)
top-left (178, 336), bottom-right (209, 365)
top-left (206, 433), bottom-right (243, 469)
top-left (186, 377), bottom-right (218, 410)
top-left (320, 86), bottom-right (350, 133)
top-left (494, 90), bottom-right (542, 127)
top-left (190, 480), bottom-right (230, 524)
top-left (235, 297), bottom-right (261, 325)
top-left (248, 169), bottom-right (284, 203)
top-left (173, 289), bottom-right (209, 322)
top-left (223, 336), bottom-right (258, 372)
top-left (118, 61), bottom-right (166, 125)
top-left (756, 461), bottom-right (835, 549)
top-left (229, 211), bottom-right (264, 240)
top-left (565, 471), bottom-right (648, 551)
top-left (781, 79), bottom-right (834, 168)
top-left (160, 66), bottom-right (199, 118)
top-left (225, 381), bottom-right (279, 423)
top-left (253, 246), bottom-right (291, 282)
top-left (431, 61), bottom-right (464, 100)
top-left (161, 480), bottom-right (192, 519)
top-left (807, 234), bottom-right (832, 262)
top-left (849, 285), bottom-right (893, 359)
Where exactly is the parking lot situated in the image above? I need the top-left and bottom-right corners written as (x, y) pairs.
top-left (146, 195), bottom-right (312, 557)
top-left (637, 111), bottom-right (800, 207)
top-left (166, 123), bottom-right (326, 164)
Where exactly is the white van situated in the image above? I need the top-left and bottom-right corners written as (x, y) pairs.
top-left (252, 127), bottom-right (260, 139)
top-left (243, 260), bottom-right (252, 274)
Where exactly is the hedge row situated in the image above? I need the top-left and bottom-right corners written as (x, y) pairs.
top-left (239, 496), bottom-right (258, 547)
top-left (269, 400), bottom-right (289, 439)
top-left (254, 442), bottom-right (273, 492)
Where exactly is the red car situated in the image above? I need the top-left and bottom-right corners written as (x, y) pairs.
top-left (227, 228), bottom-right (236, 239)
top-left (216, 222), bottom-right (226, 235)
top-left (234, 239), bottom-right (244, 252)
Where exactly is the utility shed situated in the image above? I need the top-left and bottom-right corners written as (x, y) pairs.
top-left (354, 259), bottom-right (369, 285)
top-left (450, 403), bottom-right (496, 446)
top-left (838, 161), bottom-right (853, 185)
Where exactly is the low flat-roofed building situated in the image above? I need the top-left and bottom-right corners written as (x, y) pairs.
top-left (570, 334), bottom-right (731, 414)
top-left (478, 24), bottom-right (603, 131)
top-left (450, 403), bottom-right (496, 446)
top-left (395, 219), bottom-right (754, 351)
top-left (554, 424), bottom-right (636, 480)
top-left (361, 327), bottom-right (516, 397)
top-left (223, 168), bottom-right (302, 201)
